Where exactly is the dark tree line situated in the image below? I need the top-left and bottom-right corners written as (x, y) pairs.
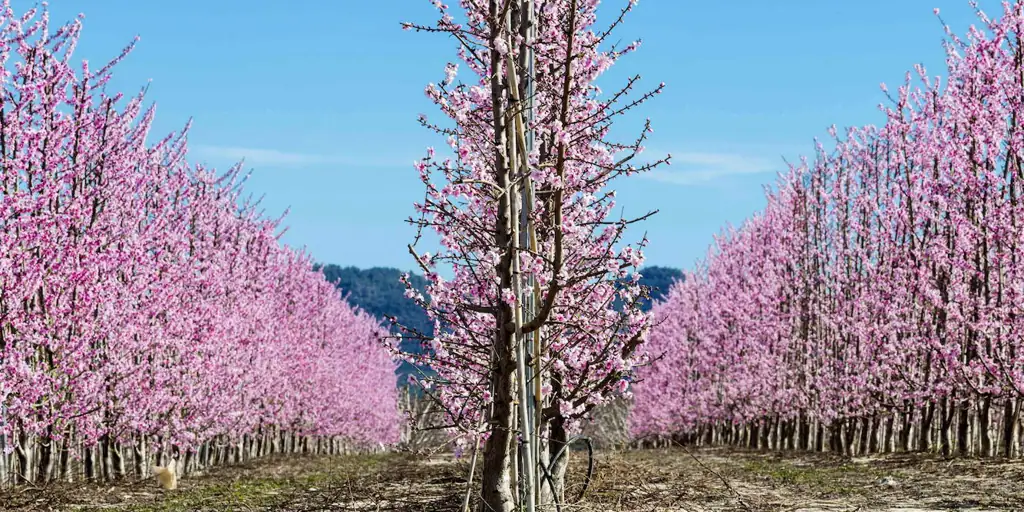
top-left (316, 264), bottom-right (682, 385)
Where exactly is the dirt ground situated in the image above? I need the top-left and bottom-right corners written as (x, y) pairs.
top-left (1, 447), bottom-right (1022, 511)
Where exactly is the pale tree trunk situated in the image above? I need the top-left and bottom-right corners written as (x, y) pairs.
top-left (133, 438), bottom-right (145, 478)
top-left (535, 423), bottom-right (552, 509)
top-left (899, 408), bottom-right (912, 452)
top-left (16, 433), bottom-right (30, 484)
top-left (0, 435), bottom-right (7, 488)
top-left (939, 396), bottom-right (952, 457)
top-left (111, 440), bottom-right (126, 479)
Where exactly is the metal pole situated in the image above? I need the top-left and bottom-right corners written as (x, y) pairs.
top-left (506, 3), bottom-right (538, 509)
top-left (510, 155), bottom-right (536, 512)
top-left (0, 397), bottom-right (6, 488)
top-left (521, 0), bottom-right (544, 506)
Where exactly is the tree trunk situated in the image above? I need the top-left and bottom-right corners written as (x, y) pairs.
top-left (0, 434), bottom-right (8, 488)
top-left (842, 419), bottom-right (856, 456)
top-left (939, 396), bottom-right (952, 457)
top-left (99, 435), bottom-right (111, 480)
top-left (828, 423), bottom-right (841, 453)
top-left (111, 440), bottom-right (126, 479)
top-left (183, 450), bottom-right (194, 477)
top-left (919, 402), bottom-right (934, 452)
top-left (480, 330), bottom-right (515, 512)
top-left (868, 416), bottom-right (881, 454)
top-left (133, 438), bottom-right (145, 478)
top-left (36, 431), bottom-right (53, 484)
top-left (770, 416), bottom-right (780, 450)
top-left (540, 414), bottom-right (570, 511)
top-left (84, 443), bottom-right (95, 482)
top-left (783, 419), bottom-right (793, 450)
top-left (882, 415), bottom-right (893, 453)
top-left (798, 412), bottom-right (809, 450)
top-left (758, 419), bottom-right (770, 451)
top-left (979, 397), bottom-right (992, 457)
top-left (899, 409), bottom-right (912, 452)
top-left (858, 417), bottom-right (870, 456)
top-left (956, 400), bottom-right (970, 457)
top-left (1002, 399), bottom-right (1016, 457)
top-left (58, 439), bottom-right (70, 482)
top-left (16, 433), bottom-right (30, 484)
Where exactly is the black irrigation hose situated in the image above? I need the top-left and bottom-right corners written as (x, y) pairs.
top-left (517, 435), bottom-right (594, 511)
top-left (542, 435), bottom-right (594, 506)
top-left (537, 462), bottom-right (562, 512)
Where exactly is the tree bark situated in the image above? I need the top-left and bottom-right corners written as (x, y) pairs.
top-left (84, 443), bottom-right (95, 482)
top-left (111, 440), bottom-right (126, 479)
top-left (480, 325), bottom-right (516, 512)
top-left (939, 396), bottom-right (952, 457)
top-left (16, 433), bottom-right (30, 484)
top-left (798, 412), bottom-right (809, 450)
top-left (883, 415), bottom-right (894, 453)
top-left (858, 417), bottom-right (870, 456)
top-left (58, 439), bottom-right (70, 482)
top-left (36, 430), bottom-right (53, 484)
top-left (1002, 399), bottom-right (1018, 457)
top-left (899, 408), bottom-right (912, 452)
top-left (868, 416), bottom-right (880, 454)
top-left (956, 400), bottom-right (970, 457)
top-left (979, 397), bottom-right (992, 457)
top-left (919, 402), bottom-right (934, 452)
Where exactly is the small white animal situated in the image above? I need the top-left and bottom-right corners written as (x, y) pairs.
top-left (876, 476), bottom-right (898, 487)
top-left (152, 462), bottom-right (177, 490)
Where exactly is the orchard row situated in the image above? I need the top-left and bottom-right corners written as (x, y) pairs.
top-left (633, 3), bottom-right (1024, 458)
top-left (0, 4), bottom-right (399, 485)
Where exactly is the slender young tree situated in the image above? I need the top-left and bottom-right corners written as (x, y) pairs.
top-left (398, 0), bottom-right (667, 509)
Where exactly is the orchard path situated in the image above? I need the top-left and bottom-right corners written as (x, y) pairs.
top-left (1, 447), bottom-right (1021, 511)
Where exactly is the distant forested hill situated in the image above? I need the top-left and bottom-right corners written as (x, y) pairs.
top-left (317, 265), bottom-right (433, 338)
top-left (317, 264), bottom-right (682, 386)
top-left (316, 265), bottom-right (433, 386)
top-left (638, 266), bottom-right (685, 308)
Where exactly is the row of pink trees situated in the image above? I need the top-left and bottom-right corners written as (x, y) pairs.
top-left (632, 1), bottom-right (1024, 458)
top-left (0, 2), bottom-right (398, 486)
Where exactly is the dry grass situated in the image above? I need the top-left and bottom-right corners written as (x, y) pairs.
top-left (2, 447), bottom-right (1023, 511)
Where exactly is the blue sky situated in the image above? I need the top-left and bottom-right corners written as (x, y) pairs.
top-left (22, 0), bottom-right (1000, 273)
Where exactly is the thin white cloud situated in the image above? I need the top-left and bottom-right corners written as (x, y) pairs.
top-left (190, 145), bottom-right (414, 169)
top-left (642, 151), bottom-right (782, 186)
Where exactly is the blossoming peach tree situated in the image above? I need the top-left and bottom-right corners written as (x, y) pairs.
top-left (394, 0), bottom-right (667, 509)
